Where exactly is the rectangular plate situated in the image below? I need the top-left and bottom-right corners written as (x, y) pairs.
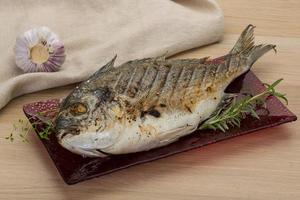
top-left (23, 71), bottom-right (297, 185)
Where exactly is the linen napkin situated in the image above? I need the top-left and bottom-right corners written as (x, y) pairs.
top-left (0, 0), bottom-right (223, 110)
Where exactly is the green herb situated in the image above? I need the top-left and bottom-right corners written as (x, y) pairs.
top-left (4, 117), bottom-right (32, 143)
top-left (5, 133), bottom-right (14, 142)
top-left (199, 78), bottom-right (288, 132)
top-left (33, 119), bottom-right (53, 140)
top-left (38, 111), bottom-right (54, 139)
top-left (4, 112), bottom-right (54, 143)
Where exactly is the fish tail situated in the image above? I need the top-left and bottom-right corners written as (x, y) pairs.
top-left (230, 24), bottom-right (276, 67)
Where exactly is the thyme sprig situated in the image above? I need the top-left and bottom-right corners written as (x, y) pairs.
top-left (5, 118), bottom-right (30, 143)
top-left (199, 78), bottom-right (288, 132)
top-left (4, 111), bottom-right (54, 143)
top-left (33, 114), bottom-right (54, 140)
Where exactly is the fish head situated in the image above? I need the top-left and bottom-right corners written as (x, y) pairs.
top-left (54, 87), bottom-right (119, 157)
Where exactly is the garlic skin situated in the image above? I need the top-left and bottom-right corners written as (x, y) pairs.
top-left (15, 27), bottom-right (66, 73)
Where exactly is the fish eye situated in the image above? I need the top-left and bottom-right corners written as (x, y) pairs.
top-left (69, 103), bottom-right (87, 115)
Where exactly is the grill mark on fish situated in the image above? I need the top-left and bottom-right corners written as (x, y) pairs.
top-left (213, 64), bottom-right (220, 84)
top-left (113, 72), bottom-right (123, 90)
top-left (183, 64), bottom-right (197, 100)
top-left (114, 66), bottom-right (133, 94)
top-left (125, 65), bottom-right (147, 98)
top-left (177, 64), bottom-right (194, 89)
top-left (224, 58), bottom-right (231, 76)
top-left (140, 65), bottom-right (155, 90)
top-left (136, 65), bottom-right (158, 101)
top-left (174, 65), bottom-right (186, 89)
top-left (159, 64), bottom-right (183, 104)
top-left (214, 63), bottom-right (222, 81)
top-left (136, 65), bottom-right (150, 95)
top-left (236, 56), bottom-right (242, 72)
top-left (224, 55), bottom-right (231, 73)
top-left (205, 64), bottom-right (218, 89)
top-left (189, 64), bottom-right (208, 104)
top-left (234, 57), bottom-right (241, 75)
top-left (199, 65), bottom-right (209, 90)
top-left (171, 64), bottom-right (195, 107)
top-left (168, 66), bottom-right (185, 105)
top-left (149, 65), bottom-right (171, 102)
top-left (228, 56), bottom-right (235, 72)
top-left (193, 64), bottom-right (206, 88)
top-left (170, 65), bottom-right (185, 100)
top-left (123, 65), bottom-right (138, 95)
top-left (229, 55), bottom-right (240, 74)
top-left (179, 63), bottom-right (205, 109)
top-left (214, 62), bottom-right (226, 84)
top-left (187, 64), bottom-right (197, 88)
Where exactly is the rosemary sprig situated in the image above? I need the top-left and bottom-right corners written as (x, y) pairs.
top-left (199, 78), bottom-right (288, 132)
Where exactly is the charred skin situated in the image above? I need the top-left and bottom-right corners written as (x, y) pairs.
top-left (55, 25), bottom-right (276, 157)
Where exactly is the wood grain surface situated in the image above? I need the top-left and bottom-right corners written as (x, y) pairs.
top-left (0, 1), bottom-right (299, 199)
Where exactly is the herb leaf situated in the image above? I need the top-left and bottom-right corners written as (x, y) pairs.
top-left (199, 78), bottom-right (287, 132)
top-left (4, 112), bottom-right (54, 143)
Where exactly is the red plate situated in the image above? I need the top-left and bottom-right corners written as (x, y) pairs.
top-left (23, 71), bottom-right (297, 185)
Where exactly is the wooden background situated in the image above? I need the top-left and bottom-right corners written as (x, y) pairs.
top-left (0, 0), bottom-right (299, 199)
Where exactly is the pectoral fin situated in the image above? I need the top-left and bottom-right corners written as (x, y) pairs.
top-left (159, 124), bottom-right (196, 145)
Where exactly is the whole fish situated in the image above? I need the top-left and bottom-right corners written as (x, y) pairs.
top-left (55, 25), bottom-right (275, 157)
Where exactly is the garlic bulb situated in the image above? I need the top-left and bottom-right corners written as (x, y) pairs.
top-left (15, 27), bottom-right (65, 72)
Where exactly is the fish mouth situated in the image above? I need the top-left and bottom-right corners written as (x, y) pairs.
top-left (59, 137), bottom-right (108, 158)
top-left (55, 124), bottom-right (117, 158)
top-left (55, 124), bottom-right (82, 140)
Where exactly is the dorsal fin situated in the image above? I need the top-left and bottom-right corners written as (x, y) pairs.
top-left (199, 56), bottom-right (210, 63)
top-left (90, 55), bottom-right (117, 79)
top-left (155, 51), bottom-right (168, 62)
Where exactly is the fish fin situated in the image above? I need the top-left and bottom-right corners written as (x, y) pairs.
top-left (230, 24), bottom-right (256, 55)
top-left (245, 44), bottom-right (277, 67)
top-left (90, 55), bottom-right (117, 79)
top-left (213, 93), bottom-right (237, 113)
top-left (155, 51), bottom-right (168, 61)
top-left (159, 124), bottom-right (196, 145)
top-left (197, 93), bottom-right (237, 131)
top-left (200, 56), bottom-right (210, 63)
top-left (230, 24), bottom-right (276, 67)
top-left (223, 93), bottom-right (238, 99)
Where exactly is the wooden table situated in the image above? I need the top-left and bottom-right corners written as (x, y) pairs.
top-left (0, 1), bottom-right (299, 199)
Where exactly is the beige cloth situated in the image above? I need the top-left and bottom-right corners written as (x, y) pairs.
top-left (0, 0), bottom-right (223, 110)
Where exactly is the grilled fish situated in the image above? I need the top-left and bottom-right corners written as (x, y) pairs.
top-left (55, 25), bottom-right (276, 157)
